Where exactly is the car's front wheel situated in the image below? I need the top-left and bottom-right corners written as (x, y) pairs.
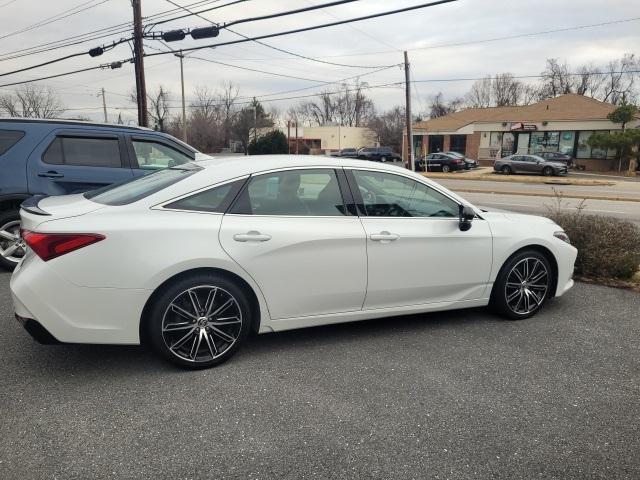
top-left (442, 164), bottom-right (451, 173)
top-left (491, 250), bottom-right (553, 320)
top-left (0, 210), bottom-right (25, 271)
top-left (145, 273), bottom-right (252, 368)
top-left (501, 165), bottom-right (512, 175)
top-left (542, 166), bottom-right (554, 176)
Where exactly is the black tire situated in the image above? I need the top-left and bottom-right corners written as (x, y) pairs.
top-left (145, 272), bottom-right (253, 369)
top-left (542, 166), bottom-right (554, 176)
top-left (501, 165), bottom-right (512, 175)
top-left (490, 249), bottom-right (554, 320)
top-left (0, 209), bottom-right (24, 271)
top-left (441, 164), bottom-right (451, 173)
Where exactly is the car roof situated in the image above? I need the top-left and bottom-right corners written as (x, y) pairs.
top-left (0, 117), bottom-right (152, 131)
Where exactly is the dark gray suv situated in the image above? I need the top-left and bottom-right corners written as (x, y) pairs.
top-left (494, 154), bottom-right (568, 176)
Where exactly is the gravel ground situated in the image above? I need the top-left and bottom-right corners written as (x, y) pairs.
top-left (0, 271), bottom-right (639, 480)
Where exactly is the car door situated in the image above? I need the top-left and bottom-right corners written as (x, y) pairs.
top-left (27, 129), bottom-right (133, 195)
top-left (127, 135), bottom-right (195, 177)
top-left (219, 167), bottom-right (367, 320)
top-left (346, 168), bottom-right (493, 309)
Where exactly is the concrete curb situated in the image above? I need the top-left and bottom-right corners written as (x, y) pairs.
top-left (451, 187), bottom-right (640, 203)
top-left (420, 172), bottom-right (615, 187)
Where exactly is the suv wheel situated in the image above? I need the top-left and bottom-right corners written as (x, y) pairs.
top-left (0, 210), bottom-right (25, 271)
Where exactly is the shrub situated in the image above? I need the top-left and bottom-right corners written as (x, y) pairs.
top-left (248, 130), bottom-right (288, 155)
top-left (546, 193), bottom-right (640, 279)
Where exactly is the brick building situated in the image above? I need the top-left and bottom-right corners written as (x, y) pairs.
top-left (403, 94), bottom-right (640, 171)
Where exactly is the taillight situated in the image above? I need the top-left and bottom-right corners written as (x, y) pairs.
top-left (21, 230), bottom-right (105, 261)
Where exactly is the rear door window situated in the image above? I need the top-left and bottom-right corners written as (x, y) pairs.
top-left (0, 130), bottom-right (25, 155)
top-left (43, 136), bottom-right (122, 167)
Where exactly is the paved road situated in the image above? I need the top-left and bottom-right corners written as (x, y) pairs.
top-left (457, 192), bottom-right (640, 226)
top-left (1, 272), bottom-right (639, 479)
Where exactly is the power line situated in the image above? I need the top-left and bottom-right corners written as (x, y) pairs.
top-left (0, 0), bottom-right (19, 9)
top-left (0, 0), bottom-right (109, 41)
top-left (145, 0), bottom-right (458, 65)
top-left (149, 0), bottom-right (250, 28)
top-left (157, 0), bottom-right (386, 70)
top-left (0, 61), bottom-right (130, 88)
top-left (0, 37), bottom-right (131, 78)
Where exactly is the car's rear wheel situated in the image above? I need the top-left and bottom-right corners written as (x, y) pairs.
top-left (542, 166), bottom-right (554, 176)
top-left (501, 165), bottom-right (512, 175)
top-left (380, 156), bottom-right (387, 162)
top-left (146, 273), bottom-right (252, 368)
top-left (0, 210), bottom-right (25, 271)
top-left (442, 164), bottom-right (451, 173)
top-left (491, 250), bottom-right (553, 320)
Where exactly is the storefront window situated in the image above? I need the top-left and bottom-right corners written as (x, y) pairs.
top-left (530, 132), bottom-right (545, 153)
top-left (577, 131), bottom-right (592, 158)
top-left (489, 132), bottom-right (502, 147)
top-left (501, 132), bottom-right (515, 156)
top-left (559, 131), bottom-right (575, 155)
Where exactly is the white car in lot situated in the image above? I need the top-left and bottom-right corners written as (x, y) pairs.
top-left (11, 155), bottom-right (577, 368)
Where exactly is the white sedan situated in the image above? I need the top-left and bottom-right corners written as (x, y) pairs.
top-left (11, 156), bottom-right (577, 368)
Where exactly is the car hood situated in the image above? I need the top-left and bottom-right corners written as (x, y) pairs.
top-left (480, 210), bottom-right (557, 226)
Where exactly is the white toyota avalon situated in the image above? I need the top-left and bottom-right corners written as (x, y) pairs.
top-left (11, 155), bottom-right (577, 368)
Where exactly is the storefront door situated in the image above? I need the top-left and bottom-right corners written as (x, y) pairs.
top-left (516, 133), bottom-right (530, 154)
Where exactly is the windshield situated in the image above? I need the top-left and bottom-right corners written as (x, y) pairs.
top-left (85, 163), bottom-right (201, 206)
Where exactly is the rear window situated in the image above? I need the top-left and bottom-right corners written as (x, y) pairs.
top-left (84, 164), bottom-right (201, 206)
top-left (43, 136), bottom-right (121, 167)
top-left (0, 130), bottom-right (25, 155)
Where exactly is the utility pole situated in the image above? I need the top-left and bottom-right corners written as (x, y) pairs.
top-left (98, 88), bottom-right (108, 122)
top-left (404, 51), bottom-right (414, 171)
top-left (176, 51), bottom-right (187, 141)
top-left (132, 0), bottom-right (148, 127)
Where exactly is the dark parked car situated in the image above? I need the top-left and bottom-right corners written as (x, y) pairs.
top-left (443, 151), bottom-right (478, 169)
top-left (331, 148), bottom-right (358, 158)
top-left (538, 151), bottom-right (574, 167)
top-left (494, 154), bottom-right (568, 176)
top-left (357, 146), bottom-right (401, 162)
top-left (417, 153), bottom-right (466, 172)
top-left (0, 118), bottom-right (197, 270)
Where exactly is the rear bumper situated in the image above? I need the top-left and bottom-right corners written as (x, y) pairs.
top-left (11, 254), bottom-right (151, 345)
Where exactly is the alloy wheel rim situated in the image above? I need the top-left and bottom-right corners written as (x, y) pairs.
top-left (161, 285), bottom-right (242, 363)
top-left (504, 257), bottom-right (549, 315)
top-left (0, 220), bottom-right (25, 263)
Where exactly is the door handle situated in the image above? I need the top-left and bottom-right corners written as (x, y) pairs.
top-left (369, 231), bottom-right (399, 242)
top-left (38, 171), bottom-right (64, 178)
top-left (233, 231), bottom-right (272, 242)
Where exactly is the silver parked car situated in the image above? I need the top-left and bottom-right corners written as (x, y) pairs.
top-left (494, 154), bottom-right (568, 176)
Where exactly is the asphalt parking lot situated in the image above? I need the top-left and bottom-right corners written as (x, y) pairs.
top-left (1, 271), bottom-right (639, 480)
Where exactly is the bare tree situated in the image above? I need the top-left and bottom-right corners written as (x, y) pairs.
top-left (129, 85), bottom-right (172, 131)
top-left (295, 81), bottom-right (375, 127)
top-left (539, 58), bottom-right (574, 98)
top-left (428, 92), bottom-right (463, 118)
top-left (574, 63), bottom-right (604, 97)
top-left (0, 84), bottom-right (65, 118)
top-left (492, 73), bottom-right (524, 106)
top-left (367, 106), bottom-right (404, 152)
top-left (600, 54), bottom-right (639, 105)
top-left (466, 76), bottom-right (492, 108)
top-left (216, 81), bottom-right (239, 147)
top-left (186, 86), bottom-right (224, 153)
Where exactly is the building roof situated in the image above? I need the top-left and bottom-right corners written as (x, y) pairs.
top-left (413, 94), bottom-right (635, 132)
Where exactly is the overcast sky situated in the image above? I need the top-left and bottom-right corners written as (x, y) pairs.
top-left (0, 0), bottom-right (638, 123)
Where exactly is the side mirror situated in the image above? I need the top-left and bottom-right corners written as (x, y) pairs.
top-left (459, 204), bottom-right (475, 231)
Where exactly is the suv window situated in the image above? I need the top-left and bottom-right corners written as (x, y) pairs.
top-left (85, 164), bottom-right (201, 205)
top-left (352, 170), bottom-right (459, 217)
top-left (165, 179), bottom-right (244, 213)
top-left (131, 139), bottom-right (192, 170)
top-left (230, 169), bottom-right (346, 216)
top-left (43, 136), bottom-right (122, 167)
top-left (0, 130), bottom-right (25, 155)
